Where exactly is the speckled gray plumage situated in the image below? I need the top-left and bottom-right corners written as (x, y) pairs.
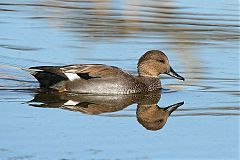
top-left (52, 73), bottom-right (161, 94)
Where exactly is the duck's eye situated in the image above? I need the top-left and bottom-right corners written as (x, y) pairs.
top-left (156, 119), bottom-right (164, 123)
top-left (158, 60), bottom-right (165, 63)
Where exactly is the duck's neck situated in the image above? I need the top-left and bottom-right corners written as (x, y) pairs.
top-left (137, 76), bottom-right (161, 91)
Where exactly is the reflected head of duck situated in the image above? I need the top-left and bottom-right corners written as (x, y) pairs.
top-left (137, 50), bottom-right (185, 80)
top-left (136, 102), bottom-right (184, 131)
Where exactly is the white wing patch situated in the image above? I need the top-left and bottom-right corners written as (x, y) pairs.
top-left (64, 73), bottom-right (80, 81)
top-left (64, 100), bottom-right (79, 106)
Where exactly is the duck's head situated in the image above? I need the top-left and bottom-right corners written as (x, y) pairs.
top-left (137, 50), bottom-right (185, 80)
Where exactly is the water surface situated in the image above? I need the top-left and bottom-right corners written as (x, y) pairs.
top-left (0, 0), bottom-right (239, 160)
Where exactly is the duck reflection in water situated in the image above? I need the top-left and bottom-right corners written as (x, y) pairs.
top-left (28, 90), bottom-right (184, 131)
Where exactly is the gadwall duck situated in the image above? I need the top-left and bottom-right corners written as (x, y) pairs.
top-left (28, 50), bottom-right (184, 94)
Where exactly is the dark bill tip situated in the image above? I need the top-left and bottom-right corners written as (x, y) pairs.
top-left (167, 67), bottom-right (185, 81)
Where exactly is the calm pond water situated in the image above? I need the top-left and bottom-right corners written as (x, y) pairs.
top-left (0, 0), bottom-right (239, 160)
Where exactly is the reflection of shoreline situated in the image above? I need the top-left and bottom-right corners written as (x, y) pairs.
top-left (28, 90), bottom-right (184, 131)
top-left (35, 0), bottom-right (239, 41)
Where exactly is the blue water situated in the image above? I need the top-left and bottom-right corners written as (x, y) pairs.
top-left (0, 0), bottom-right (239, 159)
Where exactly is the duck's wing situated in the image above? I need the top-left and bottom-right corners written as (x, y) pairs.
top-left (28, 64), bottom-right (126, 87)
top-left (61, 64), bottom-right (126, 80)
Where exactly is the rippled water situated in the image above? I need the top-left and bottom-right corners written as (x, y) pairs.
top-left (0, 0), bottom-right (239, 160)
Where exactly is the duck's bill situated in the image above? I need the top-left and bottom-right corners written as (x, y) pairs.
top-left (164, 101), bottom-right (184, 116)
top-left (167, 67), bottom-right (185, 81)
